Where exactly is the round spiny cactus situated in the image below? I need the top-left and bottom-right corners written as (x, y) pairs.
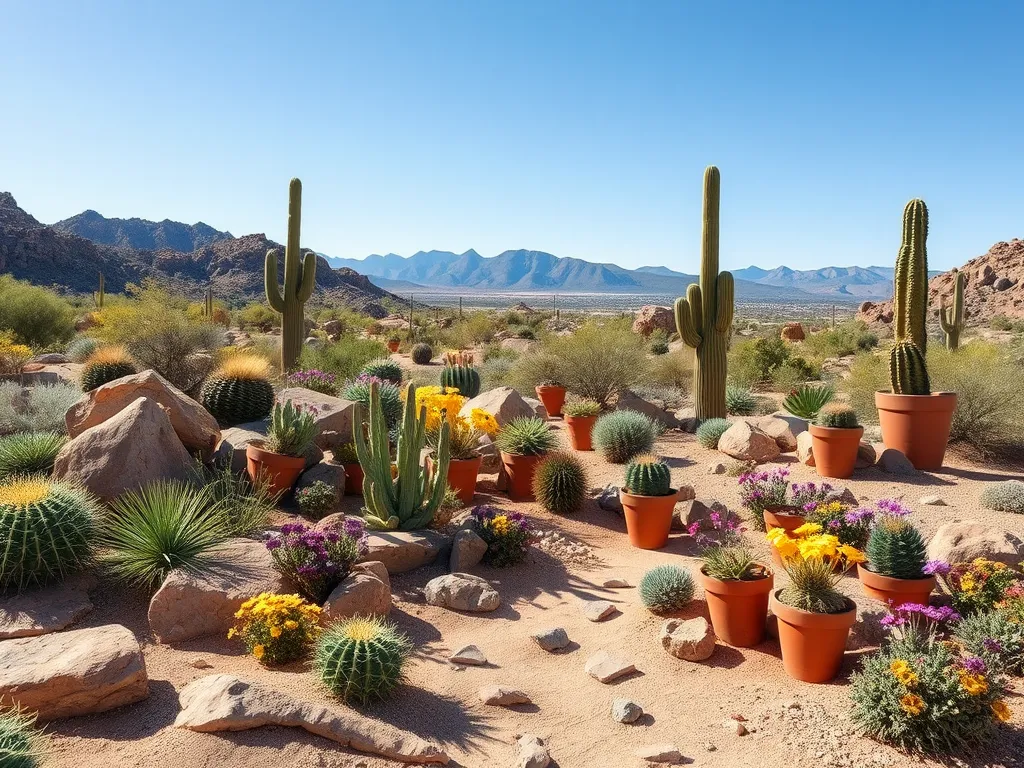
top-left (200, 354), bottom-right (276, 425)
top-left (0, 477), bottom-right (99, 590)
top-left (639, 564), bottom-right (695, 615)
top-left (80, 345), bottom-right (137, 391)
top-left (314, 617), bottom-right (412, 704)
top-left (532, 451), bottom-right (588, 515)
top-left (624, 454), bottom-right (673, 497)
top-left (360, 358), bottom-right (403, 385)
top-left (344, 379), bottom-right (404, 430)
top-left (0, 708), bottom-right (46, 768)
top-left (695, 418), bottom-right (731, 449)
top-left (440, 363), bottom-right (481, 398)
top-left (815, 403), bottom-right (859, 429)
top-left (865, 516), bottom-right (927, 580)
top-left (0, 432), bottom-right (67, 479)
top-left (411, 343), bottom-right (433, 365)
top-left (592, 410), bottom-right (657, 463)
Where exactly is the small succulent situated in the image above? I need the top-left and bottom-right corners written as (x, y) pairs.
top-left (265, 400), bottom-right (318, 457)
top-left (411, 343), bottom-right (433, 365)
top-left (295, 480), bottom-right (338, 520)
top-left (532, 452), bottom-right (588, 515)
top-left (314, 617), bottom-right (412, 704)
top-left (815, 403), bottom-right (859, 429)
top-left (592, 410), bottom-right (657, 463)
top-left (725, 385), bottom-right (757, 416)
top-left (980, 480), bottom-right (1024, 514)
top-left (562, 399), bottom-right (601, 418)
top-left (783, 383), bottom-right (835, 420)
top-left (359, 358), bottom-right (403, 385)
top-left (334, 442), bottom-right (360, 464)
top-left (495, 416), bottom-right (555, 456)
top-left (639, 564), bottom-right (694, 614)
top-left (865, 516), bottom-right (927, 580)
top-left (695, 418), bottom-right (731, 449)
top-left (624, 454), bottom-right (673, 497)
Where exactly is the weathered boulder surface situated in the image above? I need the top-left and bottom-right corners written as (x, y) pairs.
top-left (660, 617), bottom-right (716, 661)
top-left (424, 573), bottom-right (499, 612)
top-left (360, 530), bottom-right (446, 574)
top-left (780, 322), bottom-right (805, 341)
top-left (459, 387), bottom-right (535, 427)
top-left (449, 529), bottom-right (487, 572)
top-left (616, 390), bottom-right (679, 428)
top-left (756, 416), bottom-right (798, 452)
top-left (322, 561), bottom-right (391, 621)
top-left (927, 521), bottom-right (1024, 567)
top-left (0, 573), bottom-right (95, 639)
top-left (717, 420), bottom-right (781, 464)
top-left (632, 305), bottom-right (675, 337)
top-left (275, 388), bottom-right (357, 449)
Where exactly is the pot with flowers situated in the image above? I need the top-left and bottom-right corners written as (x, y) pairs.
top-left (766, 523), bottom-right (864, 682)
top-left (334, 443), bottom-right (363, 495)
top-left (246, 400), bottom-right (317, 496)
top-left (562, 399), bottom-right (601, 451)
top-left (693, 512), bottom-right (773, 647)
top-left (495, 416), bottom-right (556, 501)
top-left (535, 379), bottom-right (567, 418)
top-left (857, 499), bottom-right (942, 608)
top-left (740, 467), bottom-right (799, 532)
top-left (808, 404), bottom-right (863, 479)
top-left (620, 454), bottom-right (678, 549)
top-left (387, 334), bottom-right (401, 353)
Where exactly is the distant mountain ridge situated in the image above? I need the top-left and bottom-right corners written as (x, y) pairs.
top-left (52, 210), bottom-right (233, 252)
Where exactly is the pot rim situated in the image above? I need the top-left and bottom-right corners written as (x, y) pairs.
top-left (874, 390), bottom-right (957, 398)
top-left (245, 442), bottom-right (306, 465)
top-left (769, 589), bottom-right (857, 628)
top-left (808, 423), bottom-right (865, 437)
top-left (535, 384), bottom-right (566, 392)
top-left (563, 413), bottom-right (597, 422)
top-left (619, 488), bottom-right (678, 503)
top-left (499, 450), bottom-right (547, 460)
top-left (700, 566), bottom-right (775, 593)
top-left (857, 564), bottom-right (937, 587)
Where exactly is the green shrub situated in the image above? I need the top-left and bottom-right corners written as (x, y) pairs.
top-left (200, 354), bottom-right (276, 425)
top-left (295, 480), bottom-right (338, 520)
top-left (624, 454), bottom-right (673, 496)
top-left (0, 276), bottom-right (75, 349)
top-left (639, 565), bottom-right (694, 614)
top-left (0, 382), bottom-right (79, 435)
top-left (955, 609), bottom-right (1024, 675)
top-left (315, 617), bottom-right (412, 704)
top-left (532, 452), bottom-right (587, 515)
top-left (728, 337), bottom-right (790, 389)
top-left (770, 355), bottom-right (818, 391)
top-left (359, 358), bottom-right (403, 385)
top-left (725, 385), bottom-right (757, 415)
top-left (989, 315), bottom-right (1024, 333)
top-left (299, 337), bottom-right (389, 382)
top-left (696, 418), bottom-right (731, 449)
top-left (237, 302), bottom-right (278, 332)
top-left (495, 416), bottom-right (555, 456)
top-left (505, 350), bottom-right (564, 393)
top-left (201, 462), bottom-right (276, 536)
top-left (650, 339), bottom-right (669, 355)
top-left (80, 346), bottom-right (137, 391)
top-left (0, 432), bottom-right (66, 478)
top-left (479, 356), bottom-right (516, 392)
top-left (803, 321), bottom-right (879, 359)
top-left (66, 336), bottom-right (100, 363)
top-left (0, 708), bottom-right (46, 768)
top-left (648, 350), bottom-right (692, 394)
top-left (980, 480), bottom-right (1024, 514)
top-left (411, 342), bottom-right (433, 364)
top-left (783, 383), bottom-right (835, 420)
top-left (592, 410), bottom-right (656, 463)
top-left (840, 351), bottom-right (889, 423)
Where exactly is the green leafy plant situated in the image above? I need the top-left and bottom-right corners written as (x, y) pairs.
top-left (295, 480), bottom-right (338, 520)
top-left (0, 275), bottom-right (76, 349)
top-left (0, 707), bottom-right (47, 768)
top-left (980, 480), bottom-right (1024, 514)
top-left (495, 416), bottom-right (555, 456)
top-left (639, 564), bottom-right (695, 614)
top-left (650, 339), bottom-right (669, 355)
top-left (562, 399), bottom-right (601, 418)
top-left (532, 452), bottom-right (588, 515)
top-left (728, 337), bottom-right (790, 390)
top-left (80, 345), bottom-right (137, 392)
top-left (783, 383), bottom-right (835, 420)
top-left (623, 454), bottom-right (673, 496)
top-left (411, 342), bottom-right (433, 364)
top-left (200, 354), bottom-right (276, 425)
top-left (695, 417), bottom-right (731, 448)
top-left (265, 400), bottom-right (317, 457)
top-left (315, 617), bottom-right (413, 704)
top-left (725, 385), bottom-right (757, 416)
top-left (866, 514), bottom-right (927, 580)
top-left (703, 544), bottom-right (765, 582)
top-left (955, 609), bottom-right (1024, 675)
top-left (0, 477), bottom-right (99, 590)
top-left (0, 432), bottom-right (66, 478)
top-left (592, 410), bottom-right (656, 463)
top-left (360, 358), bottom-right (403, 385)
top-left (815, 403), bottom-right (859, 429)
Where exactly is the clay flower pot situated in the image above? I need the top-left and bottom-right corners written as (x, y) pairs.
top-left (770, 590), bottom-right (856, 683)
top-left (564, 414), bottom-right (597, 451)
top-left (875, 391), bottom-right (957, 470)
top-left (429, 454), bottom-right (481, 505)
top-left (246, 443), bottom-right (306, 497)
top-left (809, 424), bottom-right (864, 479)
top-left (500, 452), bottom-right (545, 501)
top-left (387, 340), bottom-right (400, 353)
top-left (343, 462), bottom-right (364, 495)
top-left (700, 567), bottom-right (774, 648)
top-left (857, 565), bottom-right (936, 608)
top-left (619, 488), bottom-right (677, 549)
top-left (762, 506), bottom-right (806, 567)
top-left (535, 385), bottom-right (567, 418)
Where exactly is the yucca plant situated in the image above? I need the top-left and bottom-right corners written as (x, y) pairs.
top-left (200, 354), bottom-right (276, 425)
top-left (639, 564), bottom-right (694, 614)
top-left (591, 410), bottom-right (656, 463)
top-left (695, 417), bottom-right (731, 449)
top-left (80, 345), bottom-right (137, 392)
top-left (783, 383), bottom-right (835, 420)
top-left (314, 617), bottom-right (413, 704)
top-left (411, 343), bottom-right (433, 364)
top-left (264, 400), bottom-right (317, 457)
top-left (865, 515), bottom-right (927, 580)
top-left (98, 480), bottom-right (232, 589)
top-left (0, 477), bottom-right (99, 590)
top-left (623, 454), bottom-right (673, 496)
top-left (0, 432), bottom-right (66, 478)
top-left (725, 385), bottom-right (757, 416)
top-left (0, 708), bottom-right (46, 768)
top-left (814, 403), bottom-right (859, 429)
top-left (495, 416), bottom-right (556, 456)
top-left (344, 377), bottom-right (403, 430)
top-left (360, 358), bottom-right (403, 385)
top-left (532, 452), bottom-right (588, 515)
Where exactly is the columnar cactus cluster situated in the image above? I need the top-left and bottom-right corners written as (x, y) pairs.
top-left (674, 166), bottom-right (734, 419)
top-left (888, 199), bottom-right (931, 395)
top-left (94, 271), bottom-right (105, 308)
top-left (939, 269), bottom-right (965, 351)
top-left (440, 359), bottom-right (481, 398)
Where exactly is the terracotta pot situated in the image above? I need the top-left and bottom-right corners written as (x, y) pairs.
top-left (246, 443), bottom-right (306, 497)
top-left (770, 590), bottom-right (856, 683)
top-left (700, 567), bottom-right (774, 648)
top-left (535, 385), bottom-right (567, 418)
top-left (619, 489), bottom-right (677, 549)
top-left (875, 391), bottom-right (957, 470)
top-left (387, 340), bottom-right (400, 353)
top-left (343, 462), bottom-right (364, 495)
top-left (500, 452), bottom-right (545, 501)
top-left (763, 506), bottom-right (806, 568)
top-left (429, 454), bottom-right (481, 505)
top-left (808, 424), bottom-right (864, 479)
top-left (564, 414), bottom-right (596, 451)
top-left (857, 565), bottom-right (936, 608)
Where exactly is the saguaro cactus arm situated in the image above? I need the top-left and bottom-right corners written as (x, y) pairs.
top-left (715, 272), bottom-right (734, 333)
top-left (938, 269), bottom-right (964, 350)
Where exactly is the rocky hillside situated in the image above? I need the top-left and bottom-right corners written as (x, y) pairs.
top-left (52, 209), bottom-right (232, 252)
top-left (857, 239), bottom-right (1024, 326)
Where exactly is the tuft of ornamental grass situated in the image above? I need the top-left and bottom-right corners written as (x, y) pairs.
top-left (0, 707), bottom-right (47, 768)
top-left (495, 416), bottom-right (556, 456)
top-left (0, 432), bottom-right (66, 478)
top-left (695, 418), bottom-right (731, 449)
top-left (201, 461), bottom-right (277, 536)
top-left (725, 385), bottom-right (757, 416)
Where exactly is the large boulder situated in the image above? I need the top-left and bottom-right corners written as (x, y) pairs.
top-left (148, 539), bottom-right (292, 644)
top-left (780, 322), bottom-right (806, 341)
top-left (717, 420), bottom-right (781, 464)
top-left (65, 370), bottom-right (220, 458)
top-left (0, 624), bottom-right (148, 720)
top-left (52, 397), bottom-right (195, 502)
top-left (632, 306), bottom-right (675, 337)
top-left (322, 562), bottom-right (391, 621)
top-left (616, 390), bottom-right (679, 429)
top-left (927, 522), bottom-right (1024, 567)
top-left (424, 573), bottom-right (500, 612)
top-left (755, 416), bottom-right (798, 452)
top-left (214, 426), bottom-right (268, 473)
top-left (359, 530), bottom-right (446, 574)
top-left (274, 388), bottom-right (356, 450)
top-left (459, 387), bottom-right (535, 427)
top-left (0, 573), bottom-right (95, 640)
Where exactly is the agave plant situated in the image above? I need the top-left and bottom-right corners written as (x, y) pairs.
top-left (782, 383), bottom-right (835, 420)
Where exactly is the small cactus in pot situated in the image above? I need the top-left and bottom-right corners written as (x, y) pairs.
top-left (808, 404), bottom-right (863, 479)
top-left (619, 455), bottom-right (677, 550)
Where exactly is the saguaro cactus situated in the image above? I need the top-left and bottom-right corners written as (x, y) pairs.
top-left (673, 166), bottom-right (734, 420)
top-left (888, 199), bottom-right (931, 395)
top-left (939, 269), bottom-right (964, 350)
top-left (94, 272), bottom-right (105, 308)
top-left (266, 178), bottom-right (317, 372)
top-left (203, 286), bottom-right (214, 318)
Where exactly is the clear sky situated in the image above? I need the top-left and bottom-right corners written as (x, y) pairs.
top-left (3, 1), bottom-right (1022, 273)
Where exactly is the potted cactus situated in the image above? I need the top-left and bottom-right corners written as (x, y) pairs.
top-left (875, 199), bottom-right (957, 470)
top-left (387, 334), bottom-right (401, 353)
top-left (495, 417), bottom-right (556, 501)
top-left (619, 454), bottom-right (678, 549)
top-left (535, 379), bottom-right (567, 418)
top-left (562, 399), bottom-right (601, 451)
top-left (335, 443), bottom-right (362, 495)
top-left (246, 400), bottom-right (317, 496)
top-left (857, 500), bottom-right (939, 608)
top-left (808, 404), bottom-right (863, 479)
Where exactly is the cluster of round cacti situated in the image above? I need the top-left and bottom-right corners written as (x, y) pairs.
top-left (532, 451), bottom-right (588, 515)
top-left (314, 617), bottom-right (412, 704)
top-left (66, 336), bottom-right (100, 363)
top-left (0, 432), bottom-right (67, 479)
top-left (359, 358), bottom-right (403, 385)
top-left (0, 708), bottom-right (46, 768)
top-left (639, 564), bottom-right (695, 615)
top-left (411, 342), bottom-right (433, 365)
top-left (440, 362), bottom-right (481, 398)
top-left (80, 345), bottom-right (137, 391)
top-left (623, 454), bottom-right (673, 497)
top-left (591, 410), bottom-right (656, 463)
top-left (815, 403), bottom-right (859, 429)
top-left (695, 417), bottom-right (731, 449)
top-left (200, 354), bottom-right (276, 425)
top-left (0, 477), bottom-right (99, 590)
top-left (865, 516), bottom-right (927, 580)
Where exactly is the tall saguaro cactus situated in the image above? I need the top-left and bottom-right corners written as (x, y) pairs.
top-left (94, 272), bottom-right (105, 308)
top-left (889, 199), bottom-right (931, 395)
top-left (265, 178), bottom-right (317, 372)
top-left (939, 269), bottom-right (964, 350)
top-left (673, 166), bottom-right (734, 420)
top-left (203, 286), bottom-right (214, 318)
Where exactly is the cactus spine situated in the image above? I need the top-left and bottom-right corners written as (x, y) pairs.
top-left (939, 269), bottom-right (964, 350)
top-left (94, 272), bottom-right (105, 308)
top-left (888, 199), bottom-right (931, 395)
top-left (440, 362), bottom-right (481, 398)
top-left (674, 166), bottom-right (734, 419)
top-left (265, 178), bottom-right (316, 373)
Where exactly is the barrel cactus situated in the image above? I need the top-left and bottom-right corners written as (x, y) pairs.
top-left (440, 361), bottom-right (481, 398)
top-left (0, 709), bottom-right (46, 768)
top-left (201, 354), bottom-right (276, 425)
top-left (624, 454), bottom-right (673, 496)
top-left (865, 516), bottom-right (927, 580)
top-left (888, 199), bottom-right (931, 395)
top-left (314, 617), bottom-right (412, 704)
top-left (592, 410), bottom-right (657, 463)
top-left (80, 345), bottom-right (137, 391)
top-left (814, 403), bottom-right (859, 429)
top-left (411, 343), bottom-right (433, 364)
top-left (939, 268), bottom-right (965, 351)
top-left (360, 358), bottom-right (403, 385)
top-left (532, 452), bottom-right (588, 515)
top-left (639, 564), bottom-right (695, 614)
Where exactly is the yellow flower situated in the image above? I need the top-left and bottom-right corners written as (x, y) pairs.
top-left (773, 536), bottom-right (800, 561)
top-left (838, 544), bottom-right (866, 564)
top-left (490, 515), bottom-right (511, 536)
top-left (284, 620), bottom-right (299, 630)
top-left (991, 700), bottom-right (1012, 723)
top-left (765, 527), bottom-right (788, 544)
top-left (890, 659), bottom-right (910, 676)
top-left (899, 694), bottom-right (925, 716)
top-left (252, 644), bottom-right (265, 660)
top-left (792, 522), bottom-right (823, 537)
top-left (959, 670), bottom-right (988, 696)
top-left (269, 625), bottom-right (283, 638)
top-left (959, 573), bottom-right (978, 594)
top-left (227, 628), bottom-right (237, 639)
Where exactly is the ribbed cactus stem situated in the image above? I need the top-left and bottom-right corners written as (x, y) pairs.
top-left (939, 269), bottom-right (964, 350)
top-left (624, 455), bottom-right (673, 496)
top-left (440, 363), bottom-right (480, 398)
top-left (94, 272), bottom-right (104, 308)
top-left (890, 340), bottom-right (930, 395)
top-left (673, 166), bottom-right (734, 419)
top-left (204, 286), bottom-right (214, 318)
top-left (266, 178), bottom-right (317, 373)
top-left (892, 199), bottom-right (929, 354)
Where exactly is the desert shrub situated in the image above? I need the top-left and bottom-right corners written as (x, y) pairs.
top-left (955, 609), bottom-right (1024, 675)
top-left (66, 336), bottom-right (100, 363)
top-left (286, 369), bottom-right (338, 395)
top-left (803, 321), bottom-right (879, 359)
top-left (410, 342), bottom-right (433, 364)
top-left (315, 617), bottom-right (412, 704)
top-left (532, 452), bottom-right (588, 515)
top-left (470, 505), bottom-right (532, 566)
top-left (299, 337), bottom-right (389, 382)
top-left (0, 382), bottom-right (79, 435)
top-left (770, 355), bottom-right (818, 391)
top-left (989, 315), bottom-right (1024, 333)
top-left (80, 345), bottom-right (137, 391)
top-left (359, 358), bottom-right (403, 385)
top-left (201, 354), bottom-right (276, 425)
top-left (648, 349), bottom-right (692, 393)
top-left (630, 383), bottom-right (687, 410)
top-left (230, 592), bottom-right (321, 666)
top-left (314, 306), bottom-right (372, 334)
top-left (0, 276), bottom-right (75, 349)
top-left (267, 520), bottom-right (367, 602)
top-left (505, 350), bottom-right (564, 392)
top-left (980, 480), bottom-right (1024, 514)
top-left (0, 332), bottom-right (33, 376)
top-left (0, 432), bottom-right (66, 478)
top-left (201, 462), bottom-right (276, 536)
top-left (649, 339), bottom-right (669, 355)
top-left (728, 337), bottom-right (790, 389)
top-left (295, 481), bottom-right (339, 520)
top-left (639, 564), bottom-right (694, 614)
top-left (696, 418), bottom-right (731, 449)
top-left (840, 351), bottom-right (889, 423)
top-left (725, 385), bottom-right (757, 415)
top-left (237, 302), bottom-right (278, 332)
top-left (479, 356), bottom-right (516, 391)
top-left (0, 708), bottom-right (46, 767)
top-left (462, 312), bottom-right (498, 343)
top-left (592, 410), bottom-right (656, 463)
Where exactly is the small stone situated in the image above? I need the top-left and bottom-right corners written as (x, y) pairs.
top-left (878, 448), bottom-right (917, 475)
top-left (676, 484), bottom-right (696, 502)
top-left (424, 573), bottom-right (500, 612)
top-left (635, 744), bottom-right (683, 764)
top-left (579, 599), bottom-right (617, 622)
top-left (724, 719), bottom-right (748, 736)
top-left (707, 462), bottom-right (727, 475)
top-left (705, 742), bottom-right (717, 752)
top-left (602, 578), bottom-right (631, 588)
top-left (516, 734), bottom-right (551, 768)
top-left (919, 494), bottom-right (946, 506)
top-left (611, 698), bottom-right (643, 723)
top-left (479, 685), bottom-right (531, 706)
top-left (660, 617), bottom-right (716, 661)
top-left (531, 627), bottom-right (570, 651)
top-left (856, 441), bottom-right (877, 468)
top-left (449, 644), bottom-right (487, 666)
top-left (585, 650), bottom-right (636, 683)
top-left (598, 484), bottom-right (623, 514)
top-left (190, 658), bottom-right (213, 669)
top-left (449, 529), bottom-right (487, 572)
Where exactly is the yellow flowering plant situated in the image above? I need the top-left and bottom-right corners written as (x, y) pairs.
top-left (412, 386), bottom-right (499, 460)
top-left (941, 558), bottom-right (1021, 615)
top-left (0, 331), bottom-right (32, 376)
top-left (229, 592), bottom-right (321, 665)
top-left (767, 523), bottom-right (864, 614)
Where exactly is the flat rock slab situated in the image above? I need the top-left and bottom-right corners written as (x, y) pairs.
top-left (0, 574), bottom-right (95, 639)
top-left (176, 674), bottom-right (447, 764)
top-left (0, 624), bottom-right (148, 720)
top-left (585, 650), bottom-right (637, 683)
top-left (478, 685), bottom-right (531, 706)
top-left (149, 539), bottom-right (292, 644)
top-left (579, 599), bottom-right (617, 622)
top-left (425, 573), bottom-right (500, 612)
top-left (635, 744), bottom-right (683, 764)
top-left (274, 388), bottom-right (356, 450)
top-left (449, 644), bottom-right (487, 666)
top-left (360, 530), bottom-right (447, 574)
top-left (531, 627), bottom-right (570, 652)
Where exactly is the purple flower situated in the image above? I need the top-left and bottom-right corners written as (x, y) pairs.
top-left (983, 638), bottom-right (1004, 654)
top-left (894, 602), bottom-right (961, 623)
top-left (876, 498), bottom-right (911, 518)
top-left (880, 614), bottom-right (907, 628)
top-left (265, 538), bottom-right (282, 551)
top-left (922, 560), bottom-right (950, 576)
top-left (962, 656), bottom-right (987, 674)
top-left (845, 507), bottom-right (875, 524)
top-left (687, 521), bottom-right (701, 537)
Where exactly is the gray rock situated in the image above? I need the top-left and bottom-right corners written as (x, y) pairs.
top-left (214, 427), bottom-right (266, 473)
top-left (756, 416), bottom-right (798, 452)
top-left (856, 441), bottom-right (877, 468)
top-left (479, 685), bottom-right (531, 706)
top-left (919, 494), bottom-right (946, 506)
top-left (523, 396), bottom-right (549, 420)
top-left (597, 484), bottom-right (623, 514)
top-left (995, 276), bottom-right (1015, 291)
top-left (30, 353), bottom-right (70, 364)
top-left (879, 448), bottom-right (917, 475)
top-left (635, 745), bottom-right (683, 764)
top-left (707, 462), bottom-right (727, 475)
top-left (579, 599), bottom-right (617, 622)
top-left (0, 573), bottom-right (95, 639)
top-left (274, 388), bottom-right (357, 450)
top-left (449, 529), bottom-right (487, 572)
top-left (424, 573), bottom-right (500, 612)
top-left (459, 387), bottom-right (535, 427)
top-left (718, 420), bottom-right (781, 464)
top-left (449, 644), bottom-right (487, 666)
top-left (660, 617), bottom-right (716, 661)
top-left (611, 697), bottom-right (644, 723)
top-left (531, 627), bottom-right (570, 651)
top-left (602, 578), bottom-right (631, 588)
top-left (585, 650), bottom-right (637, 683)
top-left (677, 484), bottom-right (696, 502)
top-left (927, 521), bottom-right (1024, 567)
top-left (674, 407), bottom-right (699, 433)
top-left (767, 411), bottom-right (808, 438)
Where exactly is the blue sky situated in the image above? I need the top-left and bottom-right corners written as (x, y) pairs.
top-left (2, 1), bottom-right (1021, 273)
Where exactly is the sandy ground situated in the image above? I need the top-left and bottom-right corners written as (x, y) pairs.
top-left (39, 409), bottom-right (1024, 768)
